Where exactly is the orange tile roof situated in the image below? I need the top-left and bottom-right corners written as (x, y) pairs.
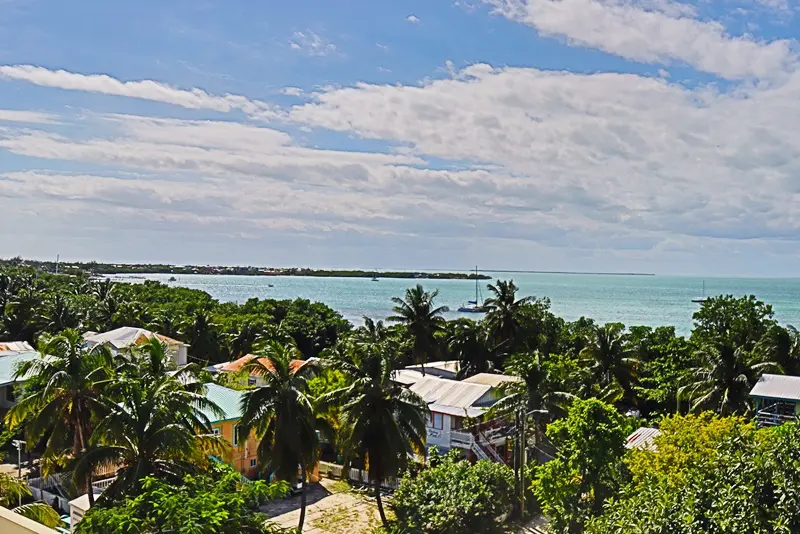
top-left (214, 354), bottom-right (306, 374)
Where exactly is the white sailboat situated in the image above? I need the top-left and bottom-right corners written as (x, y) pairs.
top-left (458, 266), bottom-right (487, 313)
top-left (692, 280), bottom-right (707, 303)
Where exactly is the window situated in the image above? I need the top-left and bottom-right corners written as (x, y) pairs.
top-left (250, 459), bottom-right (257, 468)
top-left (5, 386), bottom-right (14, 403)
top-left (247, 377), bottom-right (257, 386)
top-left (431, 412), bottom-right (444, 430)
top-left (233, 425), bottom-right (241, 446)
top-left (212, 427), bottom-right (220, 437)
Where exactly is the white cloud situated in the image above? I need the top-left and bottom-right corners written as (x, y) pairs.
top-left (406, 15), bottom-right (420, 23)
top-left (483, 0), bottom-right (796, 79)
top-left (0, 109), bottom-right (56, 124)
top-left (0, 65), bottom-right (279, 119)
top-left (280, 87), bottom-right (304, 97)
top-left (289, 31), bottom-right (338, 57)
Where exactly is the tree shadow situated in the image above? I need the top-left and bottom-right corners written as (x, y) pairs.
top-left (260, 482), bottom-right (333, 517)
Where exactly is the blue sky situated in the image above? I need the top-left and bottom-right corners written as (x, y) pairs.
top-left (2, 0), bottom-right (800, 275)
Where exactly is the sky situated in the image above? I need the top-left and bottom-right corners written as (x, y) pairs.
top-left (2, 0), bottom-right (800, 276)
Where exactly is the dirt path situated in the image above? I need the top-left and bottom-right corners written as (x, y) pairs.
top-left (261, 478), bottom-right (386, 534)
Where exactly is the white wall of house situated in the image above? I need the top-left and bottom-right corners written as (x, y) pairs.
top-left (426, 412), bottom-right (453, 449)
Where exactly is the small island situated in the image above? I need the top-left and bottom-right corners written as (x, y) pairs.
top-left (0, 258), bottom-right (491, 280)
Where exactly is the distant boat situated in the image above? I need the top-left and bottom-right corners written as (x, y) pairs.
top-left (692, 280), bottom-right (707, 303)
top-left (168, 276), bottom-right (177, 282)
top-left (458, 266), bottom-right (487, 313)
top-left (371, 272), bottom-right (379, 281)
top-left (268, 284), bottom-right (274, 288)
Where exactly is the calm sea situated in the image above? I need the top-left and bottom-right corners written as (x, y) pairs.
top-left (110, 273), bottom-right (800, 337)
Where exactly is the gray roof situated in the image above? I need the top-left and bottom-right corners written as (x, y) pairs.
top-left (462, 373), bottom-right (523, 387)
top-left (409, 376), bottom-right (497, 411)
top-left (625, 427), bottom-right (661, 450)
top-left (0, 351), bottom-right (41, 387)
top-left (749, 374), bottom-right (800, 401)
top-left (84, 327), bottom-right (186, 350)
top-left (405, 360), bottom-right (460, 378)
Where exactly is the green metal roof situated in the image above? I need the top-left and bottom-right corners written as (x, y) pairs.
top-left (0, 351), bottom-right (41, 387)
top-left (200, 383), bottom-right (245, 423)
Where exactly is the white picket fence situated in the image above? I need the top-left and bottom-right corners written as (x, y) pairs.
top-left (317, 461), bottom-right (399, 490)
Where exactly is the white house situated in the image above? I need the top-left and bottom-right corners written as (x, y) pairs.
top-left (83, 327), bottom-right (188, 367)
top-left (395, 369), bottom-right (512, 463)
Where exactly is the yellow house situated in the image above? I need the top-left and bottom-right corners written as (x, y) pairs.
top-left (201, 383), bottom-right (261, 479)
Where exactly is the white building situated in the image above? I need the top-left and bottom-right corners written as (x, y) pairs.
top-left (83, 327), bottom-right (188, 367)
top-left (395, 368), bottom-right (513, 463)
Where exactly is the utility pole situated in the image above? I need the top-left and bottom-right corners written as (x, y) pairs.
top-left (519, 409), bottom-right (526, 518)
top-left (12, 440), bottom-right (26, 507)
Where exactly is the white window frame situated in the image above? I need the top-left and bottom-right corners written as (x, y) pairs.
top-left (431, 412), bottom-right (444, 430)
top-left (212, 427), bottom-right (220, 437)
top-left (250, 459), bottom-right (257, 468)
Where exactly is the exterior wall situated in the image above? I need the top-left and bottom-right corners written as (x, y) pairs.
top-left (212, 420), bottom-right (260, 479)
top-left (0, 506), bottom-right (58, 534)
top-left (173, 345), bottom-right (188, 367)
top-left (426, 411), bottom-right (453, 450)
top-left (0, 384), bottom-right (17, 409)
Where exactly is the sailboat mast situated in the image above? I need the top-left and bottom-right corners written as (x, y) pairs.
top-left (475, 265), bottom-right (479, 302)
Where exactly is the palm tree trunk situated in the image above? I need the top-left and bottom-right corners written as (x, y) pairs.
top-left (375, 479), bottom-right (388, 527)
top-left (297, 465), bottom-right (307, 533)
top-left (87, 473), bottom-right (95, 507)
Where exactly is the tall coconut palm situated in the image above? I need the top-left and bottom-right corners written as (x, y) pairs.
top-left (74, 371), bottom-right (225, 502)
top-left (41, 293), bottom-right (82, 334)
top-left (579, 323), bottom-right (640, 404)
top-left (7, 329), bottom-right (114, 507)
top-left (679, 341), bottom-right (779, 415)
top-left (447, 318), bottom-right (495, 379)
top-left (148, 313), bottom-right (182, 339)
top-left (239, 340), bottom-right (319, 533)
top-left (227, 321), bottom-right (264, 359)
top-left (181, 310), bottom-right (221, 362)
top-left (2, 286), bottom-right (42, 343)
top-left (322, 341), bottom-right (428, 528)
top-left (483, 279), bottom-right (533, 355)
top-left (755, 324), bottom-right (800, 376)
top-left (388, 284), bottom-right (449, 375)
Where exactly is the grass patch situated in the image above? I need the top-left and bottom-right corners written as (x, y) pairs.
top-left (309, 504), bottom-right (360, 534)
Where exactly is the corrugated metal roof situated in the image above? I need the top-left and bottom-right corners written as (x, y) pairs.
top-left (199, 383), bottom-right (245, 423)
top-left (625, 427), bottom-right (661, 450)
top-left (428, 403), bottom-right (486, 418)
top-left (0, 341), bottom-right (34, 352)
top-left (84, 327), bottom-right (185, 350)
top-left (209, 354), bottom-right (306, 374)
top-left (393, 369), bottom-right (425, 386)
top-left (462, 373), bottom-right (523, 387)
top-left (409, 376), bottom-right (495, 410)
top-left (405, 361), bottom-right (460, 378)
top-left (0, 351), bottom-right (41, 387)
top-left (750, 374), bottom-right (800, 401)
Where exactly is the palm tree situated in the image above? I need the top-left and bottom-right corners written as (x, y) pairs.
top-left (239, 340), bottom-right (319, 533)
top-left (483, 279), bottom-right (533, 355)
top-left (579, 323), bottom-right (640, 404)
top-left (74, 370), bottom-right (225, 501)
top-left (679, 341), bottom-right (779, 415)
top-left (0, 472), bottom-right (62, 528)
top-left (388, 285), bottom-right (449, 375)
top-left (2, 286), bottom-right (42, 343)
top-left (181, 310), bottom-right (220, 362)
top-left (447, 318), bottom-right (494, 379)
top-left (148, 313), bottom-right (182, 339)
top-left (91, 278), bottom-right (115, 301)
top-left (322, 341), bottom-right (428, 528)
top-left (227, 322), bottom-right (264, 359)
top-left (756, 324), bottom-right (800, 376)
top-left (7, 329), bottom-right (114, 507)
top-left (41, 293), bottom-right (82, 334)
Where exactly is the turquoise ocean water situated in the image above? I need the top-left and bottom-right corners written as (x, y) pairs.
top-left (112, 273), bottom-right (800, 337)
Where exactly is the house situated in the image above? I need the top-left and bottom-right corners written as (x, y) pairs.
top-left (206, 354), bottom-right (310, 388)
top-left (404, 360), bottom-right (460, 380)
top-left (397, 373), bottom-right (512, 463)
top-left (199, 383), bottom-right (261, 479)
top-left (0, 343), bottom-right (40, 409)
top-left (462, 373), bottom-right (523, 388)
top-left (749, 374), bottom-right (800, 427)
top-left (625, 427), bottom-right (661, 451)
top-left (83, 327), bottom-right (188, 367)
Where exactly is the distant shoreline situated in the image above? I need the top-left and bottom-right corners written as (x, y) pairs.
top-left (482, 270), bottom-right (656, 276)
